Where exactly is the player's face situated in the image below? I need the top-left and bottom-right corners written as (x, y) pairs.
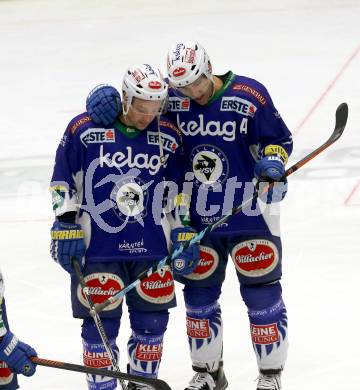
top-left (126, 98), bottom-right (163, 130)
top-left (177, 75), bottom-right (213, 105)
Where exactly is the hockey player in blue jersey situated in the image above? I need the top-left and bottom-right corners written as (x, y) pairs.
top-left (165, 42), bottom-right (291, 390)
top-left (0, 269), bottom-right (37, 389)
top-left (49, 64), bottom-right (199, 390)
top-left (85, 42), bottom-right (293, 390)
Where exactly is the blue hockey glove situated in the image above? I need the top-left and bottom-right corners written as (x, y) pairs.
top-left (254, 155), bottom-right (285, 181)
top-left (170, 227), bottom-right (200, 275)
top-left (0, 331), bottom-right (37, 376)
top-left (50, 221), bottom-right (85, 274)
top-left (255, 155), bottom-right (288, 203)
top-left (86, 84), bottom-right (121, 126)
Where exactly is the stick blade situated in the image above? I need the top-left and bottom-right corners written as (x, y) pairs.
top-left (331, 102), bottom-right (348, 142)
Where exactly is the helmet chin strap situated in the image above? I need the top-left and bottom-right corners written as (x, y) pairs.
top-left (122, 96), bottom-right (131, 116)
top-left (157, 115), bottom-right (166, 165)
top-left (209, 77), bottom-right (216, 99)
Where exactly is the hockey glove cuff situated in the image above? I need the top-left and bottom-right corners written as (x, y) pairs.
top-left (170, 227), bottom-right (200, 275)
top-left (50, 221), bottom-right (85, 274)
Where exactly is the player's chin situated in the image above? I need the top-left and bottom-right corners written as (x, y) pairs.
top-left (194, 92), bottom-right (210, 105)
top-left (195, 96), bottom-right (208, 105)
top-left (136, 122), bottom-right (149, 130)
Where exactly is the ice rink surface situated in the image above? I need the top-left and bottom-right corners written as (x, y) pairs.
top-left (0, 0), bottom-right (359, 389)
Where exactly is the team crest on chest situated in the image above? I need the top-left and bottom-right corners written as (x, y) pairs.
top-left (190, 144), bottom-right (229, 189)
top-left (110, 176), bottom-right (149, 223)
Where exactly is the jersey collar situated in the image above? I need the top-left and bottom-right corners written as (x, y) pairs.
top-left (114, 119), bottom-right (142, 138)
top-left (207, 71), bottom-right (235, 105)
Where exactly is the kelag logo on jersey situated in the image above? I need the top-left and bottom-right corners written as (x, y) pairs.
top-left (167, 97), bottom-right (190, 112)
top-left (80, 128), bottom-right (115, 146)
top-left (191, 144), bottom-right (229, 188)
top-left (99, 145), bottom-right (168, 175)
top-left (220, 97), bottom-right (257, 117)
top-left (177, 114), bottom-right (248, 141)
top-left (147, 131), bottom-right (179, 153)
top-left (111, 176), bottom-right (149, 223)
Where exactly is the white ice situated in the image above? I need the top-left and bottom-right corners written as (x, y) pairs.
top-left (0, 1), bottom-right (359, 389)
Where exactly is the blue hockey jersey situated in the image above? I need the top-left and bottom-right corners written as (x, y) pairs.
top-left (50, 113), bottom-right (184, 263)
top-left (166, 72), bottom-right (293, 237)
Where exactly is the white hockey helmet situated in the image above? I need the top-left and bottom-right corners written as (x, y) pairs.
top-left (167, 41), bottom-right (212, 88)
top-left (122, 63), bottom-right (168, 113)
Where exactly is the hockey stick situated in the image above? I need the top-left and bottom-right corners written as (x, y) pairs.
top-left (72, 260), bottom-right (128, 390)
top-left (92, 102), bottom-right (348, 315)
top-left (30, 357), bottom-right (171, 390)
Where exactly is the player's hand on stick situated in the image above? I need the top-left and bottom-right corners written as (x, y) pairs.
top-left (170, 227), bottom-right (200, 275)
top-left (255, 155), bottom-right (288, 203)
top-left (50, 221), bottom-right (85, 274)
top-left (0, 331), bottom-right (37, 376)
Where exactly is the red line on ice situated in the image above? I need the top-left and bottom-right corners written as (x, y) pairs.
top-left (344, 179), bottom-right (360, 207)
top-left (294, 44), bottom-right (359, 136)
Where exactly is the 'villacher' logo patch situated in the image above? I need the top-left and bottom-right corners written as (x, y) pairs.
top-left (231, 239), bottom-right (279, 277)
top-left (77, 273), bottom-right (124, 311)
top-left (136, 266), bottom-right (175, 304)
top-left (185, 246), bottom-right (219, 280)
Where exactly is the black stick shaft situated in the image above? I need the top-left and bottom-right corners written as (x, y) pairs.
top-left (31, 357), bottom-right (171, 390)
